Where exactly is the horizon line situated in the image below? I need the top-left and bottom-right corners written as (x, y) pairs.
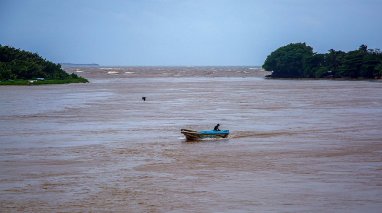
top-left (60, 63), bottom-right (263, 67)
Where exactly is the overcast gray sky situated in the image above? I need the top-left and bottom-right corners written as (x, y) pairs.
top-left (1, 0), bottom-right (381, 66)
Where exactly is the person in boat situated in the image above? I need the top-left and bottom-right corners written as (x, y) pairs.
top-left (214, 124), bottom-right (220, 131)
top-left (142, 97), bottom-right (146, 101)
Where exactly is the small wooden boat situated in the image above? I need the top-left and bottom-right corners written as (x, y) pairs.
top-left (181, 129), bottom-right (230, 141)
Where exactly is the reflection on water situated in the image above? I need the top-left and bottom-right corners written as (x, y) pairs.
top-left (0, 67), bottom-right (382, 212)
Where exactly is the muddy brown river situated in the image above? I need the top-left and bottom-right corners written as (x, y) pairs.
top-left (1, 67), bottom-right (381, 212)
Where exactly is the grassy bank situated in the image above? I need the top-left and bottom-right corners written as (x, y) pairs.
top-left (0, 78), bottom-right (88, 85)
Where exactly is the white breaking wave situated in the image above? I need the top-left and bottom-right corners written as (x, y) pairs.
top-left (107, 71), bottom-right (119, 74)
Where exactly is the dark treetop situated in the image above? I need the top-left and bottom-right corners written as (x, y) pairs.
top-left (263, 43), bottom-right (382, 79)
top-left (0, 45), bottom-right (88, 84)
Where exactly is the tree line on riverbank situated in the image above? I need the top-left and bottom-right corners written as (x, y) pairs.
top-left (263, 43), bottom-right (382, 79)
top-left (0, 45), bottom-right (88, 85)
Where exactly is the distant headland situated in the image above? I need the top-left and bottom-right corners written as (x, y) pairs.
top-left (0, 45), bottom-right (88, 85)
top-left (263, 43), bottom-right (382, 79)
top-left (60, 63), bottom-right (99, 67)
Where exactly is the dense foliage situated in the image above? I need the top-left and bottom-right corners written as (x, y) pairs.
top-left (263, 43), bottom-right (382, 78)
top-left (0, 45), bottom-right (88, 83)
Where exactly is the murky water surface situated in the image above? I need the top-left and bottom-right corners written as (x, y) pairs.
top-left (1, 67), bottom-right (381, 212)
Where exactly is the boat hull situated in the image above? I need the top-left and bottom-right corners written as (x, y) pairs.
top-left (181, 129), bottom-right (229, 141)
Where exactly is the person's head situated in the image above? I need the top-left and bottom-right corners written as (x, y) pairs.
top-left (217, 124), bottom-right (220, 126)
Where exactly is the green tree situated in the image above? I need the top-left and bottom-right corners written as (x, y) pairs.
top-left (0, 62), bottom-right (14, 79)
top-left (338, 50), bottom-right (363, 78)
top-left (263, 43), bottom-right (315, 78)
top-left (324, 49), bottom-right (345, 77)
top-left (304, 53), bottom-right (325, 77)
top-left (375, 63), bottom-right (382, 78)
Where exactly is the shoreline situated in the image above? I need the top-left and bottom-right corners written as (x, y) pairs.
top-left (265, 76), bottom-right (382, 81)
top-left (0, 78), bottom-right (88, 86)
